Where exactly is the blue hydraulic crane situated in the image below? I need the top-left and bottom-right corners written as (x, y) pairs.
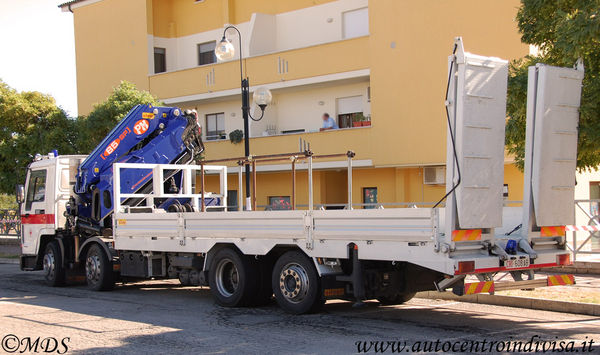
top-left (69, 104), bottom-right (204, 234)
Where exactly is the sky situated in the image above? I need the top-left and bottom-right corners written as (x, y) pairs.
top-left (0, 0), bottom-right (78, 116)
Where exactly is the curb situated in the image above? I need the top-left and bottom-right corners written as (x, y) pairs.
top-left (416, 291), bottom-right (600, 316)
top-left (0, 258), bottom-right (19, 265)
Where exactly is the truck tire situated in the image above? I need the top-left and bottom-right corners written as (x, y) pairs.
top-left (272, 251), bottom-right (323, 314)
top-left (208, 248), bottom-right (259, 307)
top-left (377, 292), bottom-right (416, 305)
top-left (43, 240), bottom-right (66, 287)
top-left (85, 244), bottom-right (115, 291)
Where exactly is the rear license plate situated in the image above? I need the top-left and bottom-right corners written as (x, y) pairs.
top-left (504, 257), bottom-right (530, 269)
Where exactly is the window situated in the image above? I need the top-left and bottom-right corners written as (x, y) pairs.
top-left (198, 41), bottom-right (216, 66)
top-left (25, 170), bottom-right (47, 211)
top-left (336, 96), bottom-right (364, 128)
top-left (268, 196), bottom-right (291, 210)
top-left (205, 113), bottom-right (225, 140)
top-left (154, 47), bottom-right (166, 74)
top-left (227, 190), bottom-right (238, 211)
top-left (362, 187), bottom-right (377, 209)
top-left (342, 7), bottom-right (369, 39)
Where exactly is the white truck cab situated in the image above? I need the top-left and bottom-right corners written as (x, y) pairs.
top-left (18, 153), bottom-right (85, 268)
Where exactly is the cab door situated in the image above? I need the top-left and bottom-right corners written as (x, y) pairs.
top-left (21, 167), bottom-right (54, 255)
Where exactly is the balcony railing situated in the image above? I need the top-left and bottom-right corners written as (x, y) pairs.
top-left (201, 124), bottom-right (373, 162)
top-left (148, 36), bottom-right (369, 101)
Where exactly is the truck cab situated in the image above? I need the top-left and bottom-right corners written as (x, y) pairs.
top-left (19, 153), bottom-right (86, 270)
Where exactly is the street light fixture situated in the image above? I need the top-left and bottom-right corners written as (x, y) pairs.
top-left (216, 25), bottom-right (272, 211)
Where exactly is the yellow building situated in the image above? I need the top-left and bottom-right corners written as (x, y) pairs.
top-left (59, 0), bottom-right (527, 210)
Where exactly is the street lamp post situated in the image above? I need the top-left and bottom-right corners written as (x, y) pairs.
top-left (215, 25), bottom-right (272, 211)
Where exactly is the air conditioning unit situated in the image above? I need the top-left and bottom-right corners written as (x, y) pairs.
top-left (423, 166), bottom-right (446, 185)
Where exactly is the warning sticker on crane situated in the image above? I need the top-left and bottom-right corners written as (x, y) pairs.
top-left (142, 112), bottom-right (155, 119)
top-left (133, 119), bottom-right (150, 135)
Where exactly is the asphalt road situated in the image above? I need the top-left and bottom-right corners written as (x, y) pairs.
top-left (1, 263), bottom-right (599, 355)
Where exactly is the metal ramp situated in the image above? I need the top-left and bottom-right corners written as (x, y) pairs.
top-left (444, 37), bottom-right (508, 247)
top-left (521, 61), bottom-right (585, 238)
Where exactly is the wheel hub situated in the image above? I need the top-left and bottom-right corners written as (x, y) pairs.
top-left (215, 258), bottom-right (239, 297)
top-left (43, 251), bottom-right (55, 280)
top-left (279, 263), bottom-right (309, 303)
top-left (86, 254), bottom-right (102, 283)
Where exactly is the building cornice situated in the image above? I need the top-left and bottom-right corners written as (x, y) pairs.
top-left (58, 0), bottom-right (104, 12)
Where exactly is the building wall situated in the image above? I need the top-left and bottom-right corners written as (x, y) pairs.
top-left (66, 0), bottom-right (533, 217)
top-left (367, 0), bottom-right (528, 166)
top-left (72, 0), bottom-right (151, 115)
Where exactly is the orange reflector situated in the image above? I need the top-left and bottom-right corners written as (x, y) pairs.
top-left (540, 226), bottom-right (565, 237)
top-left (457, 261), bottom-right (475, 274)
top-left (452, 229), bottom-right (482, 242)
top-left (324, 288), bottom-right (345, 297)
top-left (557, 253), bottom-right (572, 266)
top-left (547, 274), bottom-right (575, 286)
top-left (464, 281), bottom-right (495, 295)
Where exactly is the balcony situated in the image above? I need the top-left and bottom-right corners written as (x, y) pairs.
top-left (201, 124), bottom-right (374, 164)
top-left (148, 36), bottom-right (370, 103)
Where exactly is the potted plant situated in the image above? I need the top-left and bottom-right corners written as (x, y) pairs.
top-left (352, 113), bottom-right (365, 127)
top-left (229, 129), bottom-right (244, 144)
top-left (362, 114), bottom-right (371, 127)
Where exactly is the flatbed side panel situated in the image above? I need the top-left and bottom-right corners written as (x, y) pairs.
top-left (453, 52), bottom-right (508, 229)
top-left (530, 64), bottom-right (584, 226)
top-left (312, 208), bottom-right (435, 241)
top-left (183, 210), bottom-right (306, 238)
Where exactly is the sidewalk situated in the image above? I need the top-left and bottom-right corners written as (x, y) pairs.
top-left (419, 271), bottom-right (600, 316)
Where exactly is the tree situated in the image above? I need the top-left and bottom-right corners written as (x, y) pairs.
top-left (506, 0), bottom-right (600, 170)
top-left (0, 80), bottom-right (79, 193)
top-left (76, 81), bottom-right (162, 152)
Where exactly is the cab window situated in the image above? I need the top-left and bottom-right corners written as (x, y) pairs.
top-left (25, 170), bottom-right (47, 211)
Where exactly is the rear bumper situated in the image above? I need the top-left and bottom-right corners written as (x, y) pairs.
top-left (458, 274), bottom-right (575, 296)
top-left (452, 250), bottom-right (570, 276)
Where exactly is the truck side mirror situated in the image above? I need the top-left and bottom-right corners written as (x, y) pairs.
top-left (15, 184), bottom-right (24, 204)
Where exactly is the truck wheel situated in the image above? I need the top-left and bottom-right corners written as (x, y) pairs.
top-left (272, 251), bottom-right (322, 314)
top-left (208, 248), bottom-right (258, 307)
top-left (85, 244), bottom-right (115, 291)
top-left (377, 292), bottom-right (416, 305)
top-left (43, 241), bottom-right (65, 287)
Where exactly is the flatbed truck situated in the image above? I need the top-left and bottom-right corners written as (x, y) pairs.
top-left (18, 39), bottom-right (583, 314)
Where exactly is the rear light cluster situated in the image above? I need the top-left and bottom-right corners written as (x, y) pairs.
top-left (457, 260), bottom-right (475, 274)
top-left (557, 253), bottom-right (572, 266)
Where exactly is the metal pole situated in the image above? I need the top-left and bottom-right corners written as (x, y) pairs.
top-left (308, 155), bottom-right (313, 211)
top-left (347, 153), bottom-right (353, 210)
top-left (238, 164), bottom-right (243, 211)
top-left (252, 160), bottom-right (257, 211)
top-left (242, 78), bottom-right (252, 211)
top-left (573, 230), bottom-right (577, 261)
top-left (200, 163), bottom-right (206, 212)
top-left (291, 158), bottom-right (296, 210)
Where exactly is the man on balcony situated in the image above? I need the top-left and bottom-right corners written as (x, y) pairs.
top-left (320, 113), bottom-right (339, 131)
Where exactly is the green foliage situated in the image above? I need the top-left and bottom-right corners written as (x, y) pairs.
top-left (507, 0), bottom-right (600, 170)
top-left (0, 80), bottom-right (160, 194)
top-left (0, 194), bottom-right (17, 210)
top-left (0, 80), bottom-right (80, 193)
top-left (229, 129), bottom-right (244, 144)
top-left (76, 81), bottom-right (162, 152)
